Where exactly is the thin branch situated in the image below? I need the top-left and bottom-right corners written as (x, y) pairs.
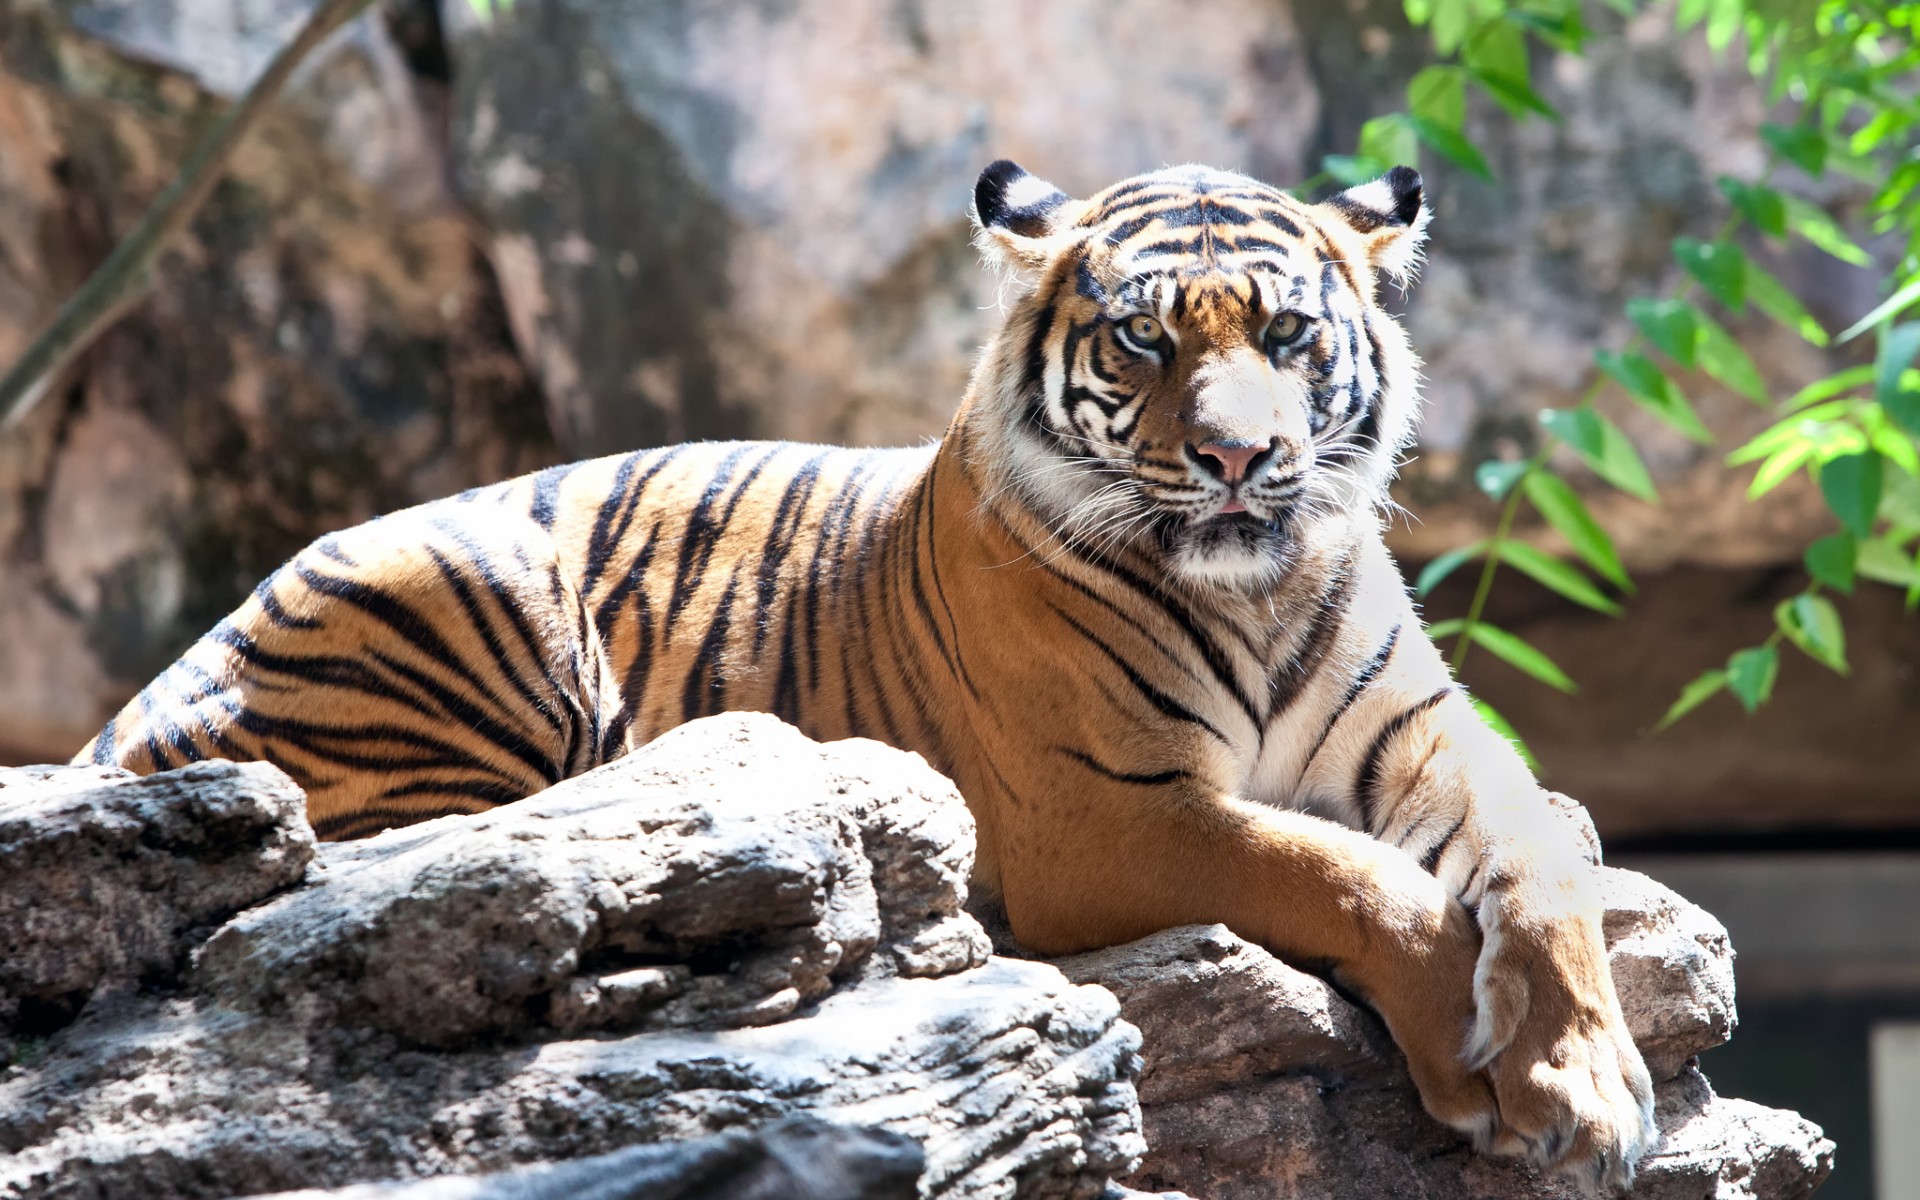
top-left (0, 0), bottom-right (377, 433)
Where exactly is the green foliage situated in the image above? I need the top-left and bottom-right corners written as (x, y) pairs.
top-left (1354, 0), bottom-right (1920, 757)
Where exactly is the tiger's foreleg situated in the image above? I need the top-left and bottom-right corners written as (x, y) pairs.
top-left (77, 504), bottom-right (633, 839)
top-left (1304, 618), bottom-right (1656, 1193)
top-left (986, 781), bottom-right (1502, 1146)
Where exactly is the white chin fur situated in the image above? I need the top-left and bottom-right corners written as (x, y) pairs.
top-left (1168, 536), bottom-right (1288, 587)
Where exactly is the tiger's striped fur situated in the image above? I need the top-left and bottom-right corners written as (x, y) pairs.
top-left (81, 161), bottom-right (1654, 1190)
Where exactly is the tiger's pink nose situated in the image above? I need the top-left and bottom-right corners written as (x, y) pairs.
top-left (1193, 440), bottom-right (1273, 485)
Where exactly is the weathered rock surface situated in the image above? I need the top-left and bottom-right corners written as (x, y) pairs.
top-left (1055, 897), bottom-right (1820, 1199)
top-left (0, 715), bottom-right (1142, 1200)
top-left (0, 713), bottom-right (1831, 1199)
top-left (0, 759), bottom-right (312, 1049)
top-left (251, 1115), bottom-right (926, 1200)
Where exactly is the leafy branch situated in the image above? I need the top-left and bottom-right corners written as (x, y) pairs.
top-left (1334, 0), bottom-right (1920, 755)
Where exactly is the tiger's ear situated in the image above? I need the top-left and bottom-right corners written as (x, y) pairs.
top-left (1323, 166), bottom-right (1430, 287)
top-left (971, 160), bottom-right (1086, 272)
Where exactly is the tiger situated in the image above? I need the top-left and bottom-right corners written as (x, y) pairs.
top-left (79, 160), bottom-right (1656, 1190)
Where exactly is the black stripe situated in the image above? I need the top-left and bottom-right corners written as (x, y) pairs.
top-left (663, 445), bottom-right (759, 637)
top-left (582, 447), bottom-right (685, 598)
top-left (682, 565), bottom-right (743, 723)
top-left (92, 716), bottom-right (117, 764)
top-left (1044, 551), bottom-right (1255, 725)
top-left (1420, 813), bottom-right (1468, 873)
top-left (1057, 746), bottom-right (1189, 787)
top-left (526, 461), bottom-right (582, 530)
top-left (1264, 552), bottom-right (1359, 723)
top-left (1353, 688), bottom-right (1455, 833)
top-left (254, 575), bottom-right (321, 629)
top-left (1300, 624), bottom-right (1401, 774)
top-left (749, 451), bottom-right (830, 659)
top-left (1049, 603), bottom-right (1228, 745)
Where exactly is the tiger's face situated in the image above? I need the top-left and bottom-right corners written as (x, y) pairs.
top-left (968, 161), bottom-right (1430, 589)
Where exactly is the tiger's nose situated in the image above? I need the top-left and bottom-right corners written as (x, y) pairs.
top-left (1191, 439), bottom-right (1278, 484)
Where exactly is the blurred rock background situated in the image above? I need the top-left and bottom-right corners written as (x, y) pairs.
top-left (0, 2), bottom-right (1913, 1192)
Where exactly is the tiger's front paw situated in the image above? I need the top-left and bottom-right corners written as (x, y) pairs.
top-left (1468, 896), bottom-right (1656, 1193)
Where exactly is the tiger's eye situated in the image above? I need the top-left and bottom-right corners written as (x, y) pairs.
top-left (1125, 315), bottom-right (1164, 345)
top-left (1268, 312), bottom-right (1307, 346)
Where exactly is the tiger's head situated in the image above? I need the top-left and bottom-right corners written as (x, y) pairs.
top-left (966, 160), bottom-right (1430, 589)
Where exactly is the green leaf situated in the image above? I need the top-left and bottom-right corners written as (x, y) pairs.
top-left (1786, 365), bottom-right (1875, 412)
top-left (466, 0), bottom-right (513, 17)
top-left (1725, 645), bottom-right (1779, 713)
top-left (1416, 540), bottom-right (1487, 597)
top-left (1776, 594), bottom-right (1849, 674)
top-left (1595, 349), bottom-right (1710, 441)
top-left (1804, 532), bottom-right (1857, 594)
top-left (1539, 408), bottom-right (1659, 502)
top-left (1838, 276), bottom-right (1920, 344)
top-left (1463, 20), bottom-right (1528, 84)
top-left (1780, 195), bottom-right (1872, 267)
top-left (1887, 389), bottom-right (1920, 441)
top-left (1858, 537), bottom-right (1920, 588)
top-left (1463, 21), bottom-right (1557, 118)
top-left (1744, 259), bottom-right (1830, 346)
top-left (1467, 622), bottom-right (1579, 693)
top-left (1469, 69), bottom-right (1559, 118)
top-left (1747, 442), bottom-right (1815, 497)
top-left (1322, 155), bottom-right (1390, 186)
top-left (1425, 616), bottom-right (1467, 641)
top-left (1716, 177), bottom-right (1788, 238)
top-left (1820, 451), bottom-right (1883, 538)
top-left (1882, 471), bottom-right (1920, 528)
top-left (1522, 471), bottom-right (1633, 591)
top-left (1358, 115), bottom-right (1419, 170)
top-left (1761, 122), bottom-right (1828, 176)
top-left (1626, 297), bottom-right (1698, 367)
top-left (1868, 409), bottom-right (1920, 477)
top-left (1876, 323), bottom-right (1920, 406)
top-left (1508, 7), bottom-right (1587, 52)
top-left (1475, 459), bottom-right (1530, 500)
top-left (1468, 694), bottom-right (1539, 771)
top-left (1655, 669), bottom-right (1728, 731)
top-left (1674, 238), bottom-right (1746, 311)
top-left (1408, 116), bottom-right (1493, 180)
top-left (1429, 0), bottom-right (1477, 55)
top-left (1693, 311), bottom-right (1769, 404)
top-left (1408, 66), bottom-right (1467, 130)
top-left (1495, 541), bottom-right (1624, 615)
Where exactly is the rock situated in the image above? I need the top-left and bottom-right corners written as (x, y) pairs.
top-left (192, 715), bottom-right (990, 1046)
top-left (442, 0), bottom-right (1322, 457)
top-left (1599, 865), bottom-right (1737, 1082)
top-left (0, 758), bottom-right (312, 1050)
top-left (1057, 910), bottom-right (1826, 1199)
top-left (0, 715), bottom-right (1140, 1200)
top-left (245, 1115), bottom-right (924, 1200)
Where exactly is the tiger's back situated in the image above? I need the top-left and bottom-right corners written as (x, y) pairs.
top-left (81, 440), bottom-right (946, 837)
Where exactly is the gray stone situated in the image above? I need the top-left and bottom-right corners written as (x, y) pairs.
top-left (0, 716), bottom-right (1139, 1200)
top-left (0, 758), bottom-right (313, 1049)
top-left (243, 1114), bottom-right (924, 1200)
top-left (192, 715), bottom-right (988, 1046)
top-left (1058, 916), bottom-right (1826, 1199)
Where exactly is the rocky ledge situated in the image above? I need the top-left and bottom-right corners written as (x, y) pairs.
top-left (0, 715), bottom-right (1831, 1199)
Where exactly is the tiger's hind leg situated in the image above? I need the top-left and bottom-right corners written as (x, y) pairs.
top-left (76, 504), bottom-right (633, 839)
